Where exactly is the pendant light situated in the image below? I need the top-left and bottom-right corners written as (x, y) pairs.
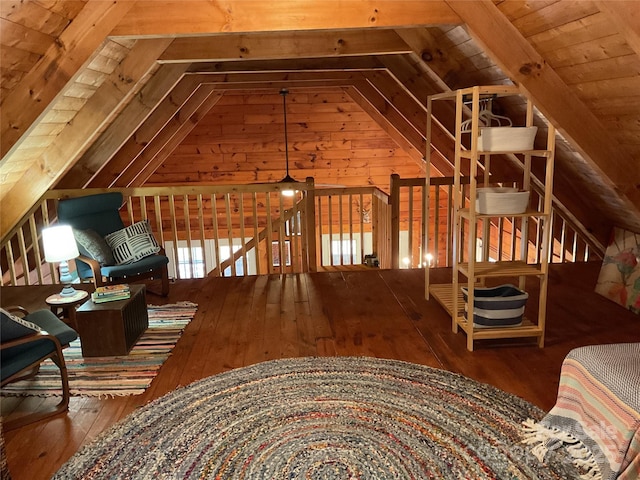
top-left (279, 88), bottom-right (296, 197)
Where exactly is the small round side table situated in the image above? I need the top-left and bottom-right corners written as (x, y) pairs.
top-left (46, 290), bottom-right (89, 331)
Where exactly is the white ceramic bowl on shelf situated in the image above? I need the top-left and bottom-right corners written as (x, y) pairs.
top-left (478, 126), bottom-right (538, 151)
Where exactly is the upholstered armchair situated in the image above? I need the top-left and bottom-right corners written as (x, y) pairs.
top-left (1, 307), bottom-right (78, 429)
top-left (57, 192), bottom-right (170, 296)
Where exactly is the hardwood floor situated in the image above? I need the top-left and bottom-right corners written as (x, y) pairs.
top-left (2, 262), bottom-right (639, 479)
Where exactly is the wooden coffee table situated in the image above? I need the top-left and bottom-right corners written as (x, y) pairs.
top-left (76, 284), bottom-right (148, 357)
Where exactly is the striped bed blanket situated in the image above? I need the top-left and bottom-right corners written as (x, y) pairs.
top-left (523, 343), bottom-right (640, 480)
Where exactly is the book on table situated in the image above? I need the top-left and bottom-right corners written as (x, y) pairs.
top-left (91, 291), bottom-right (131, 303)
top-left (92, 284), bottom-right (131, 303)
top-left (94, 284), bottom-right (130, 297)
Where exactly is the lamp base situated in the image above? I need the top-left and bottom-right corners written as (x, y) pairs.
top-left (57, 260), bottom-right (77, 296)
top-left (59, 284), bottom-right (78, 297)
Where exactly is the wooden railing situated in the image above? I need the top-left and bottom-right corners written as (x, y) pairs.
top-left (0, 180), bottom-right (393, 286)
top-left (311, 186), bottom-right (391, 270)
top-left (0, 175), bottom-right (602, 287)
top-left (389, 174), bottom-right (603, 269)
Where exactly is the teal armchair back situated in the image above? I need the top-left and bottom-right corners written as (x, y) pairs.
top-left (57, 192), bottom-right (170, 296)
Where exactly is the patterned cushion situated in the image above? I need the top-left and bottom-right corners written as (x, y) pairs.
top-left (1, 308), bottom-right (42, 342)
top-left (73, 228), bottom-right (116, 265)
top-left (104, 220), bottom-right (161, 265)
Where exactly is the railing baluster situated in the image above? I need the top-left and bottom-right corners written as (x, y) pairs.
top-left (168, 195), bottom-right (180, 279)
top-left (359, 193), bottom-right (365, 266)
top-left (558, 216), bottom-right (564, 263)
top-left (251, 192), bottom-right (262, 275)
top-left (5, 242), bottom-right (18, 285)
top-left (292, 195), bottom-right (300, 272)
top-left (338, 195), bottom-right (344, 266)
top-left (407, 185), bottom-right (414, 268)
top-left (348, 194), bottom-right (354, 265)
top-left (238, 193), bottom-right (248, 275)
top-left (210, 194), bottom-right (221, 277)
top-left (224, 193), bottom-right (236, 277)
top-left (265, 192), bottom-right (274, 274)
top-left (154, 195), bottom-right (165, 256)
top-left (278, 192), bottom-right (285, 274)
top-left (328, 196), bottom-right (334, 266)
top-left (182, 195), bottom-right (193, 278)
top-left (29, 215), bottom-right (44, 285)
top-left (316, 197), bottom-right (324, 269)
top-left (16, 226), bottom-right (29, 286)
top-left (196, 194), bottom-right (207, 275)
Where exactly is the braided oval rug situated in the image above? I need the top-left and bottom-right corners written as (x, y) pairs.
top-left (54, 357), bottom-right (579, 479)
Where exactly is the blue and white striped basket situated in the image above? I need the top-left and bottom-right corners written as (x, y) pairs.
top-left (461, 284), bottom-right (528, 328)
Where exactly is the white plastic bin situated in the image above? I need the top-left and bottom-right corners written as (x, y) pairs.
top-left (478, 126), bottom-right (537, 151)
top-left (476, 187), bottom-right (530, 215)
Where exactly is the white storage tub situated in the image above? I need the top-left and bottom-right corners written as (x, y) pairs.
top-left (478, 126), bottom-right (538, 151)
top-left (476, 187), bottom-right (530, 215)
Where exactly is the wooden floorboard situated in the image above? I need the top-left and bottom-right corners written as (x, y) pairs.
top-left (2, 262), bottom-right (640, 480)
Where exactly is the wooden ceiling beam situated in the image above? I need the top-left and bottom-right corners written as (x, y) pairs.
top-left (205, 79), bottom-right (361, 91)
top-left (126, 91), bottom-right (224, 187)
top-left (362, 70), bottom-right (429, 139)
top-left (446, 0), bottom-right (640, 219)
top-left (51, 36), bottom-right (185, 187)
top-left (186, 56), bottom-right (386, 73)
top-left (379, 55), bottom-right (458, 172)
top-left (0, 39), bottom-right (177, 239)
top-left (346, 79), bottom-right (425, 165)
top-left (55, 64), bottom-right (187, 190)
top-left (0, 1), bottom-right (134, 159)
top-left (393, 27), bottom-right (464, 91)
top-left (184, 70), bottom-right (371, 84)
top-left (111, 1), bottom-right (460, 37)
top-left (114, 87), bottom-right (223, 188)
top-left (84, 77), bottom-right (209, 188)
top-left (160, 30), bottom-right (413, 63)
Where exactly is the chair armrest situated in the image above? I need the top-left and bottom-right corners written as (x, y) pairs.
top-left (0, 330), bottom-right (60, 350)
top-left (4, 306), bottom-right (30, 316)
top-left (77, 254), bottom-right (105, 287)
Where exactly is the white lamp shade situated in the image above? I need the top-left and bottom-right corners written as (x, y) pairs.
top-left (42, 225), bottom-right (80, 262)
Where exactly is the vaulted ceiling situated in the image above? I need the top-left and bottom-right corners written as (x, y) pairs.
top-left (1, 1), bottom-right (639, 251)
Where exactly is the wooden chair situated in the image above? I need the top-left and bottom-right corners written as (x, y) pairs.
top-left (1, 307), bottom-right (78, 430)
top-left (57, 192), bottom-right (170, 296)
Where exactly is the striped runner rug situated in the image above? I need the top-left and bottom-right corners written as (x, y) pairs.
top-left (1, 302), bottom-right (197, 397)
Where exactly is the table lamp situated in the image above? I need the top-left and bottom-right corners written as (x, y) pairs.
top-left (42, 224), bottom-right (80, 296)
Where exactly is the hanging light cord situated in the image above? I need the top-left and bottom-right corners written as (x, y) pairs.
top-left (280, 88), bottom-right (291, 178)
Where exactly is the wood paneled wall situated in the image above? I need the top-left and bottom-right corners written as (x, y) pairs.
top-left (148, 89), bottom-right (425, 192)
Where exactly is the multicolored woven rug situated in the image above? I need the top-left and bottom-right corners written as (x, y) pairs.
top-left (54, 357), bottom-right (580, 479)
top-left (0, 302), bottom-right (197, 397)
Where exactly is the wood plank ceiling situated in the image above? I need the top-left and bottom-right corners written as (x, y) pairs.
top-left (1, 0), bottom-right (638, 250)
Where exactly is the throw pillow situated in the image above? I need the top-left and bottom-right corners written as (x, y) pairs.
top-left (104, 219), bottom-right (161, 265)
top-left (73, 228), bottom-right (116, 266)
top-left (1, 308), bottom-right (42, 342)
